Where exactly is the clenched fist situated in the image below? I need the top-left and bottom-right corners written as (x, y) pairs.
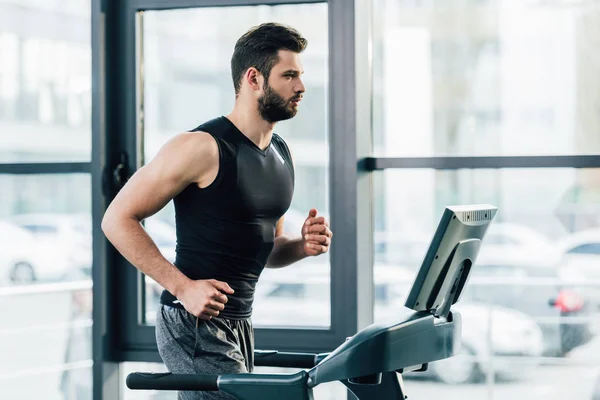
top-left (302, 208), bottom-right (333, 256)
top-left (177, 279), bottom-right (234, 320)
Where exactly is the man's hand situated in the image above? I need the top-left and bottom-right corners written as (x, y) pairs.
top-left (176, 279), bottom-right (234, 320)
top-left (301, 208), bottom-right (333, 256)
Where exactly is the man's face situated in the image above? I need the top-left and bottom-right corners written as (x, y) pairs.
top-left (258, 50), bottom-right (305, 123)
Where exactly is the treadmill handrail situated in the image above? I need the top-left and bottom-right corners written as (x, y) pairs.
top-left (126, 372), bottom-right (218, 391)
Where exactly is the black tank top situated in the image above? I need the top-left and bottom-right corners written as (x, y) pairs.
top-left (159, 116), bottom-right (295, 319)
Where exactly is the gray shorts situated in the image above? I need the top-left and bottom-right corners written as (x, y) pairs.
top-left (155, 305), bottom-right (254, 400)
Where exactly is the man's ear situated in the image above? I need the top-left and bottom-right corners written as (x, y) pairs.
top-left (245, 67), bottom-right (263, 91)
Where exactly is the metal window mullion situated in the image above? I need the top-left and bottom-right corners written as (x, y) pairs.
top-left (118, 0), bottom-right (147, 351)
top-left (328, 0), bottom-right (364, 343)
top-left (0, 163), bottom-right (91, 174)
top-left (92, 0), bottom-right (121, 400)
top-left (355, 0), bottom-right (375, 332)
top-left (365, 155), bottom-right (600, 170)
top-left (131, 0), bottom-right (325, 12)
top-left (118, 325), bottom-right (348, 358)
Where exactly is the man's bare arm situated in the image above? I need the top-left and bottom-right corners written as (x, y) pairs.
top-left (101, 132), bottom-right (233, 319)
top-left (266, 211), bottom-right (333, 269)
top-left (265, 217), bottom-right (306, 269)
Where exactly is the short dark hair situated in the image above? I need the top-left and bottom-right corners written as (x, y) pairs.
top-left (231, 23), bottom-right (307, 94)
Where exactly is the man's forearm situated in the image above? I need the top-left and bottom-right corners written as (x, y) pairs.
top-left (266, 235), bottom-right (307, 268)
top-left (101, 215), bottom-right (190, 297)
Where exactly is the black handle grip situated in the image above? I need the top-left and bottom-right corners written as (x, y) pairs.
top-left (126, 372), bottom-right (219, 391)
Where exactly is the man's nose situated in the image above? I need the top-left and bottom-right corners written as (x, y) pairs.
top-left (295, 79), bottom-right (306, 94)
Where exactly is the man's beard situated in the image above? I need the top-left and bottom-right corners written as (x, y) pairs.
top-left (258, 84), bottom-right (300, 123)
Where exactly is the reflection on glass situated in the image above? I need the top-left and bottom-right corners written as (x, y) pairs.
top-left (372, 0), bottom-right (600, 156)
top-left (0, 173), bottom-right (92, 399)
top-left (140, 3), bottom-right (330, 328)
top-left (373, 168), bottom-right (600, 396)
top-left (0, 2), bottom-right (92, 162)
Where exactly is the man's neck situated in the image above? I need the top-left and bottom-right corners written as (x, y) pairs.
top-left (226, 103), bottom-right (275, 151)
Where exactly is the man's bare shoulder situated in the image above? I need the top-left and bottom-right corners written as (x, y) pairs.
top-left (170, 130), bottom-right (217, 153)
top-left (161, 130), bottom-right (218, 163)
top-left (150, 131), bottom-right (219, 184)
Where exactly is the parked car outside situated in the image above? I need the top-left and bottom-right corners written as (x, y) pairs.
top-left (8, 213), bottom-right (92, 280)
top-left (555, 228), bottom-right (600, 314)
top-left (0, 220), bottom-right (82, 284)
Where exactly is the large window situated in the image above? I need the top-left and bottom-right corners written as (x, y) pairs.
top-left (0, 3), bottom-right (91, 163)
top-left (0, 175), bottom-right (93, 399)
top-left (371, 1), bottom-right (600, 398)
top-left (0, 1), bottom-right (93, 399)
top-left (372, 0), bottom-right (600, 157)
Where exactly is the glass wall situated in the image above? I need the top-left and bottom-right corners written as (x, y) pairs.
top-left (0, 1), bottom-right (93, 399)
top-left (0, 174), bottom-right (93, 400)
top-left (372, 1), bottom-right (600, 399)
top-left (139, 3), bottom-right (331, 328)
top-left (371, 0), bottom-right (600, 158)
top-left (0, 1), bottom-right (91, 162)
top-left (4, 0), bottom-right (600, 399)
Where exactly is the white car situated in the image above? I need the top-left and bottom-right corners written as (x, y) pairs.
top-left (478, 222), bottom-right (563, 267)
top-left (555, 228), bottom-right (600, 310)
top-left (0, 221), bottom-right (76, 284)
top-left (556, 228), bottom-right (600, 279)
top-left (8, 213), bottom-right (93, 278)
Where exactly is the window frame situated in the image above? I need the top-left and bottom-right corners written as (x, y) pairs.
top-left (93, 0), bottom-right (372, 382)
